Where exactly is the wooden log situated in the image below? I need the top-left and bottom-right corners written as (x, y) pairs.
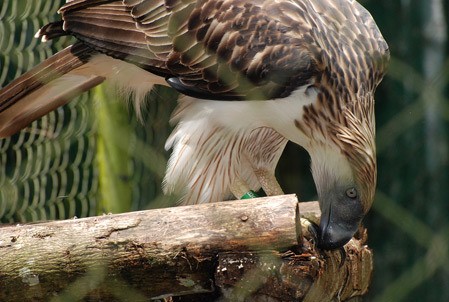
top-left (0, 195), bottom-right (372, 301)
top-left (214, 233), bottom-right (372, 302)
top-left (0, 195), bottom-right (298, 301)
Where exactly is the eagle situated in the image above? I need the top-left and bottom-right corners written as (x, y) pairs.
top-left (0, 0), bottom-right (389, 250)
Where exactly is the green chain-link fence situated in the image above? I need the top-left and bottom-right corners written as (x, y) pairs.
top-left (364, 0), bottom-right (449, 301)
top-left (0, 0), bottom-right (178, 224)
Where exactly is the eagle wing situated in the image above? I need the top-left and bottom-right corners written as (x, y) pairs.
top-left (56, 0), bottom-right (321, 100)
top-left (1, 0), bottom-right (388, 137)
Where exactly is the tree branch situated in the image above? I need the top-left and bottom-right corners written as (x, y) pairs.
top-left (0, 195), bottom-right (372, 301)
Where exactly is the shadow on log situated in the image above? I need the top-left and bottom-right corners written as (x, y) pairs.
top-left (0, 195), bottom-right (372, 301)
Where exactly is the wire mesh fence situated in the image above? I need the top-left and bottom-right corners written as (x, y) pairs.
top-left (0, 0), bottom-right (99, 222)
top-left (0, 0), bottom-right (178, 224)
top-left (0, 0), bottom-right (448, 301)
top-left (362, 1), bottom-right (449, 301)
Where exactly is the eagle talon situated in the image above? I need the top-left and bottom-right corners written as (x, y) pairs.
top-left (307, 221), bottom-right (319, 246)
top-left (254, 169), bottom-right (284, 196)
top-left (338, 247), bottom-right (347, 268)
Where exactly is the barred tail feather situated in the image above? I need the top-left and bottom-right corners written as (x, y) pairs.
top-left (0, 43), bottom-right (166, 137)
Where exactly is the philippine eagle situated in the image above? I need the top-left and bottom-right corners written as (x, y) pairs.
top-left (0, 0), bottom-right (389, 250)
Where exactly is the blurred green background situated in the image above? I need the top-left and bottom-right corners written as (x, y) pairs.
top-left (0, 0), bottom-right (448, 301)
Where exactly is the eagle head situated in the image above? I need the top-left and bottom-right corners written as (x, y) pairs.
top-left (311, 110), bottom-right (376, 250)
top-left (303, 89), bottom-right (378, 250)
top-left (293, 0), bottom-right (389, 249)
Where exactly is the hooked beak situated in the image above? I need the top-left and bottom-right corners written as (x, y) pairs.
top-left (317, 198), bottom-right (363, 250)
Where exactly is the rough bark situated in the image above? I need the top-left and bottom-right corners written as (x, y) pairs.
top-left (0, 195), bottom-right (372, 301)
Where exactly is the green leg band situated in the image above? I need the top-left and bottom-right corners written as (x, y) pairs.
top-left (241, 190), bottom-right (259, 199)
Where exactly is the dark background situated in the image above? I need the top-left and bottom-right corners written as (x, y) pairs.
top-left (1, 1), bottom-right (448, 301)
top-left (280, 1), bottom-right (449, 300)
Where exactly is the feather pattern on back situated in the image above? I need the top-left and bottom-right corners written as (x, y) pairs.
top-left (56, 0), bottom-right (328, 99)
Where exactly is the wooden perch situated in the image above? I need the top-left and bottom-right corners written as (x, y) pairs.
top-left (0, 195), bottom-right (372, 301)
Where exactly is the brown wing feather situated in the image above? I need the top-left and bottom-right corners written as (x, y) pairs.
top-left (60, 2), bottom-right (167, 71)
top-left (130, 0), bottom-right (321, 99)
top-left (52, 0), bottom-right (387, 100)
top-left (55, 0), bottom-right (321, 100)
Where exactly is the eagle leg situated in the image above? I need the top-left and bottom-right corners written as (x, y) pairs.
top-left (230, 170), bottom-right (283, 200)
top-left (230, 177), bottom-right (252, 199)
top-left (254, 169), bottom-right (284, 196)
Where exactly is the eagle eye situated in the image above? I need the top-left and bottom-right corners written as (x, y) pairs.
top-left (345, 187), bottom-right (358, 199)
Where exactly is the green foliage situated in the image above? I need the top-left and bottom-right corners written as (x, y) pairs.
top-left (95, 84), bottom-right (134, 214)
